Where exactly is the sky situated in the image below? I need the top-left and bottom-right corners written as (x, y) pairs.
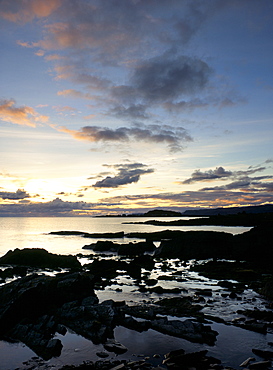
top-left (0, 0), bottom-right (273, 216)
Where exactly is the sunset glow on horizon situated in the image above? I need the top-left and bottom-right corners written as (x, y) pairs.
top-left (1, 0), bottom-right (273, 216)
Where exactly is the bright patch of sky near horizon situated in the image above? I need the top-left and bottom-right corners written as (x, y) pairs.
top-left (0, 0), bottom-right (272, 216)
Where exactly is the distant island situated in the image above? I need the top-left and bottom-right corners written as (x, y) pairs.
top-left (96, 204), bottom-right (273, 218)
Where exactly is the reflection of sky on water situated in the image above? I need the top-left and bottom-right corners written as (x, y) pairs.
top-left (0, 217), bottom-right (251, 257)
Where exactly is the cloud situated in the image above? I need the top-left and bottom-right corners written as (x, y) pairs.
top-left (92, 163), bottom-right (154, 188)
top-left (182, 167), bottom-right (233, 184)
top-left (101, 186), bottom-right (273, 209)
top-left (1, 182), bottom-right (272, 217)
top-left (178, 162), bottom-right (273, 199)
top-left (0, 197), bottom-right (123, 217)
top-left (201, 175), bottom-right (273, 192)
top-left (164, 99), bottom-right (210, 112)
top-left (109, 104), bottom-right (150, 121)
top-left (53, 105), bottom-right (78, 114)
top-left (58, 124), bottom-right (192, 152)
top-left (181, 165), bottom-right (269, 185)
top-left (0, 189), bottom-right (30, 200)
top-left (0, 0), bottom-right (62, 23)
top-left (10, 0), bottom-right (245, 122)
top-left (57, 89), bottom-right (94, 100)
top-left (0, 99), bottom-right (49, 127)
top-left (131, 55), bottom-right (212, 104)
top-left (11, 1), bottom-right (225, 56)
top-left (104, 53), bottom-right (212, 116)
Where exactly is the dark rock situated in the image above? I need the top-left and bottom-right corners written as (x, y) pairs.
top-left (103, 339), bottom-right (128, 354)
top-left (46, 338), bottom-right (63, 356)
top-left (0, 272), bottom-right (99, 359)
top-left (50, 230), bottom-right (124, 239)
top-left (131, 255), bottom-right (155, 271)
top-left (155, 296), bottom-right (203, 317)
top-left (96, 351), bottom-right (109, 358)
top-left (229, 292), bottom-right (238, 299)
top-left (120, 316), bottom-right (151, 332)
top-left (0, 248), bottom-right (81, 270)
top-left (145, 279), bottom-right (158, 286)
top-left (147, 286), bottom-right (181, 294)
top-left (8, 317), bottom-right (63, 360)
top-left (249, 361), bottom-right (271, 369)
top-left (236, 322), bottom-right (267, 334)
top-left (83, 240), bottom-right (156, 256)
top-left (164, 348), bottom-right (185, 360)
top-left (241, 309), bottom-right (273, 322)
top-left (117, 240), bottom-right (156, 256)
top-left (195, 289), bottom-right (213, 297)
top-left (218, 280), bottom-right (245, 292)
top-left (239, 357), bottom-right (255, 367)
top-left (85, 259), bottom-right (128, 278)
top-left (83, 240), bottom-right (119, 252)
top-left (0, 265), bottom-right (28, 281)
top-left (190, 260), bottom-right (260, 282)
top-left (260, 278), bottom-right (273, 300)
top-left (122, 305), bottom-right (156, 320)
top-left (83, 231), bottom-right (125, 239)
top-left (0, 272), bottom-right (97, 334)
top-left (56, 324), bottom-right (67, 335)
top-left (151, 318), bottom-right (218, 344)
top-left (233, 222), bottom-right (273, 268)
top-left (163, 349), bottom-right (208, 367)
top-left (252, 349), bottom-right (273, 359)
top-left (154, 231), bottom-right (233, 260)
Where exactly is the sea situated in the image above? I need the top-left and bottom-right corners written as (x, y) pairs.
top-left (0, 217), bottom-right (271, 370)
top-left (0, 216), bottom-right (251, 257)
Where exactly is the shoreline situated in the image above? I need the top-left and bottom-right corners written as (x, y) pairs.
top-left (0, 218), bottom-right (273, 369)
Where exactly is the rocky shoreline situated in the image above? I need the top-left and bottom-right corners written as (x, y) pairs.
top-left (0, 219), bottom-right (273, 369)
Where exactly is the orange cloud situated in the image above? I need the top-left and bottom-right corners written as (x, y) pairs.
top-left (0, 99), bottom-right (49, 127)
top-left (57, 126), bottom-right (93, 142)
top-left (84, 114), bottom-right (96, 120)
top-left (54, 65), bottom-right (73, 80)
top-left (0, 0), bottom-right (62, 23)
top-left (57, 89), bottom-right (93, 99)
top-left (45, 54), bottom-right (64, 61)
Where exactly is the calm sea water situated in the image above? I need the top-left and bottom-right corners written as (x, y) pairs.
top-left (0, 217), bottom-right (251, 257)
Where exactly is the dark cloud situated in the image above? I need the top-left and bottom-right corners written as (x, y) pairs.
top-left (181, 165), bottom-right (268, 185)
top-left (0, 189), bottom-right (30, 200)
top-left (0, 197), bottom-right (101, 217)
top-left (93, 163), bottom-right (154, 188)
top-left (201, 176), bottom-right (273, 192)
top-left (236, 166), bottom-right (266, 176)
top-left (180, 162), bottom-right (273, 195)
top-left (182, 167), bottom-right (233, 184)
top-left (254, 182), bottom-right (273, 192)
top-left (109, 104), bottom-right (150, 121)
top-left (164, 99), bottom-right (209, 112)
top-left (74, 73), bottom-right (111, 91)
top-left (130, 55), bottom-right (212, 104)
top-left (101, 188), bottom-right (273, 209)
top-left (60, 124), bottom-right (193, 152)
top-left (0, 197), bottom-right (123, 217)
top-left (1, 184), bottom-right (272, 217)
top-left (201, 178), bottom-right (252, 191)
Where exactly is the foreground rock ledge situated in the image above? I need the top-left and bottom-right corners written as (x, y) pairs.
top-left (0, 271), bottom-right (218, 360)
